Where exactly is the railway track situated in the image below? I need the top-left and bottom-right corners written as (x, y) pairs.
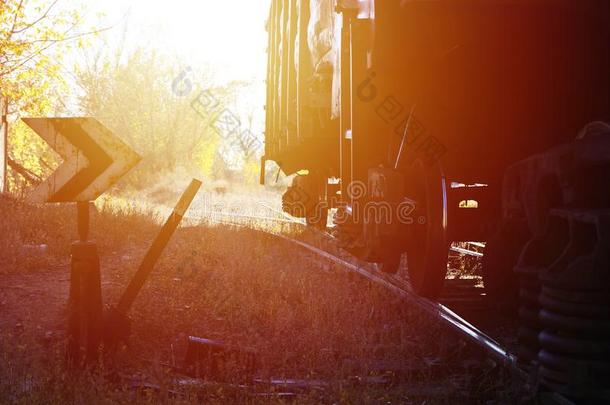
top-left (201, 205), bottom-right (525, 377)
top-left (116, 195), bottom-right (581, 402)
top-left (190, 201), bottom-right (582, 403)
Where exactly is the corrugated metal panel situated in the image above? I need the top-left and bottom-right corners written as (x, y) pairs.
top-left (266, 0), bottom-right (313, 160)
top-left (265, 0), bottom-right (340, 174)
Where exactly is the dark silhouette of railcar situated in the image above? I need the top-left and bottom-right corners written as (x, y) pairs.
top-left (262, 1), bottom-right (610, 400)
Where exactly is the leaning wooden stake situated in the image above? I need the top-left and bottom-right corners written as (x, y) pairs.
top-left (105, 179), bottom-right (202, 345)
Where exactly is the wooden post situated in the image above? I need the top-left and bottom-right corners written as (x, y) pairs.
top-left (104, 180), bottom-right (202, 346)
top-left (68, 202), bottom-right (103, 364)
top-left (77, 202), bottom-right (90, 241)
top-left (116, 179), bottom-right (202, 314)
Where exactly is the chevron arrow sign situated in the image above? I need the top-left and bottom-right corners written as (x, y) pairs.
top-left (22, 118), bottom-right (141, 203)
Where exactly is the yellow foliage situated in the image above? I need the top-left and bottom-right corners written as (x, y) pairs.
top-left (194, 136), bottom-right (219, 178)
top-left (0, 0), bottom-right (86, 113)
top-left (1, 0), bottom-right (93, 193)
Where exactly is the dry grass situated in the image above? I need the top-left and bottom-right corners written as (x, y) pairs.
top-left (0, 194), bottom-right (158, 273)
top-left (0, 193), bottom-right (520, 404)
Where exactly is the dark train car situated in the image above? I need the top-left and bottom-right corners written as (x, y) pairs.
top-left (263, 0), bottom-right (339, 176)
top-left (263, 2), bottom-right (610, 399)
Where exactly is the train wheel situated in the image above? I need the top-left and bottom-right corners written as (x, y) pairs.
top-left (404, 160), bottom-right (449, 298)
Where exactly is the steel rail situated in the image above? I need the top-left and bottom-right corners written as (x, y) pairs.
top-left (273, 233), bottom-right (519, 371)
top-left (207, 210), bottom-right (297, 224)
top-left (450, 246), bottom-right (484, 258)
top-left (198, 209), bottom-right (521, 374)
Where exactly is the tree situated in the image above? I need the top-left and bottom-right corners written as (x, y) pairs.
top-left (0, 0), bottom-right (97, 114)
top-left (1, 0), bottom-right (99, 193)
top-left (76, 45), bottom-right (246, 190)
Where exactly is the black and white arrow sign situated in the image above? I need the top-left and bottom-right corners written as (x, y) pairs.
top-left (22, 118), bottom-right (141, 203)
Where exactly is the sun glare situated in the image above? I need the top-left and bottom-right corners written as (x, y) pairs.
top-left (91, 0), bottom-right (271, 82)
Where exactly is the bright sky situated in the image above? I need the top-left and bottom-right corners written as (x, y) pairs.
top-left (82, 0), bottom-right (271, 83)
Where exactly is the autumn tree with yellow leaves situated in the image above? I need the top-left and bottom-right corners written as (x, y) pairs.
top-left (0, 0), bottom-right (97, 193)
top-left (2, 1), bottom-right (263, 195)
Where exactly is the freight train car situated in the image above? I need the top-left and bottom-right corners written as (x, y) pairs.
top-left (262, 1), bottom-right (610, 400)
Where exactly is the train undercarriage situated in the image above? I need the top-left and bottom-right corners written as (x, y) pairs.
top-left (263, 0), bottom-right (610, 400)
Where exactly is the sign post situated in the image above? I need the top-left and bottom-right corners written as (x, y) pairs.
top-left (68, 201), bottom-right (104, 361)
top-left (24, 117), bottom-right (141, 364)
